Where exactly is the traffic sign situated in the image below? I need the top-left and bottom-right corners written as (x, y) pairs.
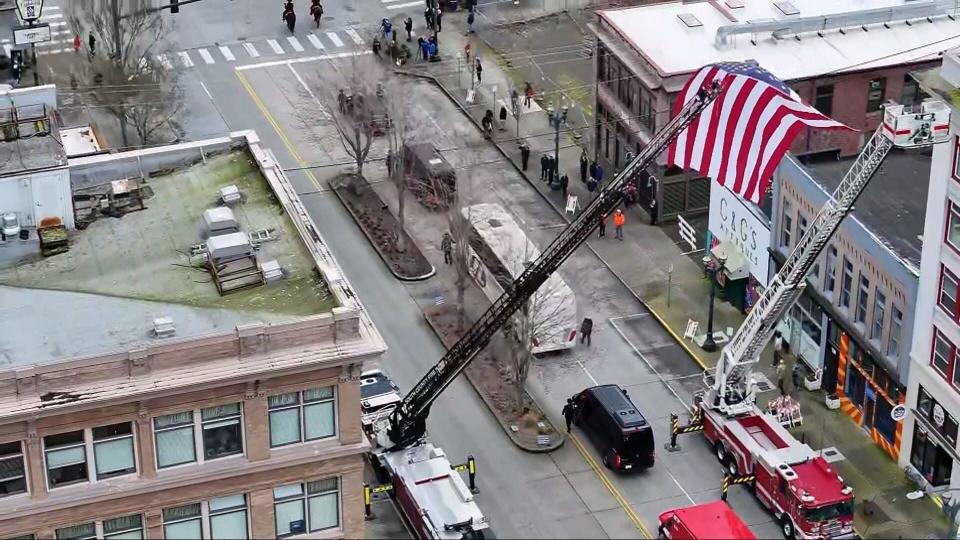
top-left (15, 0), bottom-right (43, 23)
top-left (13, 23), bottom-right (50, 45)
top-left (890, 404), bottom-right (906, 422)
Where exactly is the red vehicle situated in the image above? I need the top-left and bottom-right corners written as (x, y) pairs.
top-left (657, 501), bottom-right (755, 540)
top-left (701, 406), bottom-right (855, 539)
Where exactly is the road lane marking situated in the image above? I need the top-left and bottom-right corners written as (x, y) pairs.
top-left (178, 51), bottom-right (194, 67)
top-left (243, 42), bottom-right (260, 58)
top-left (609, 315), bottom-right (693, 408)
top-left (199, 80), bottom-right (214, 100)
top-left (307, 33), bottom-right (325, 49)
top-left (234, 50), bottom-right (371, 71)
top-left (386, 1), bottom-right (422, 9)
top-left (235, 71), bottom-right (324, 194)
top-left (286, 35), bottom-right (304, 52)
top-left (568, 433), bottom-right (651, 538)
top-left (267, 38), bottom-right (285, 54)
top-left (576, 359), bottom-right (599, 386)
top-left (288, 63), bottom-right (331, 119)
top-left (326, 32), bottom-right (344, 47)
top-left (346, 27), bottom-right (365, 45)
top-left (197, 47), bottom-right (215, 64)
top-left (219, 45), bottom-right (235, 61)
top-left (156, 54), bottom-right (172, 69)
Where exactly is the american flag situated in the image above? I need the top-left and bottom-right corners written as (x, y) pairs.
top-left (667, 62), bottom-right (853, 204)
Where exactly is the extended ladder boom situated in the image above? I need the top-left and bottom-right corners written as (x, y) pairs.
top-left (707, 101), bottom-right (951, 416)
top-left (381, 81), bottom-right (727, 450)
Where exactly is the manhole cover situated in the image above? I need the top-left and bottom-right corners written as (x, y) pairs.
top-left (753, 372), bottom-right (774, 393)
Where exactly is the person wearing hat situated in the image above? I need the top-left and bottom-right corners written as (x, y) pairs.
top-left (613, 209), bottom-right (625, 240)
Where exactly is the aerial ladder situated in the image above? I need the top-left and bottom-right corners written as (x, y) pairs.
top-left (702, 99), bottom-right (952, 418)
top-left (371, 79), bottom-right (727, 452)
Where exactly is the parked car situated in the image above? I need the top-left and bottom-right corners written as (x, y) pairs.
top-left (572, 384), bottom-right (655, 471)
top-left (1, 212), bottom-right (20, 239)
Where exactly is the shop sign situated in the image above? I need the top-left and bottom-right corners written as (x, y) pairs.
top-left (890, 404), bottom-right (907, 422)
top-left (708, 182), bottom-right (770, 285)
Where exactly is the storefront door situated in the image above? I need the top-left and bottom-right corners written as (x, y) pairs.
top-left (863, 386), bottom-right (876, 431)
top-left (823, 343), bottom-right (839, 394)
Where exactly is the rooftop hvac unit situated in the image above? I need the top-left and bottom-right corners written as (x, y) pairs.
top-left (206, 232), bottom-right (253, 262)
top-left (152, 317), bottom-right (176, 338)
top-left (260, 259), bottom-right (283, 283)
top-left (219, 185), bottom-right (242, 205)
top-left (203, 207), bottom-right (239, 236)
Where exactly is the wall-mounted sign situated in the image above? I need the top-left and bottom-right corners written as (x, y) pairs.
top-left (890, 404), bottom-right (907, 422)
top-left (934, 403), bottom-right (946, 429)
top-left (13, 23), bottom-right (50, 45)
top-left (708, 182), bottom-right (771, 285)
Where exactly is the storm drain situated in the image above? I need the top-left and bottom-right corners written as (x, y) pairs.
top-left (753, 373), bottom-right (775, 393)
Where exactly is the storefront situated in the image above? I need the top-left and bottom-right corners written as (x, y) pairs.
top-left (832, 325), bottom-right (907, 461)
top-left (706, 182), bottom-right (771, 314)
top-left (910, 385), bottom-right (960, 487)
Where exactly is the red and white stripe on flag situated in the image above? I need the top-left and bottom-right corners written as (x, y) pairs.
top-left (666, 63), bottom-right (854, 204)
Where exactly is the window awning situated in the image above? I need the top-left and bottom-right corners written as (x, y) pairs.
top-left (711, 241), bottom-right (750, 281)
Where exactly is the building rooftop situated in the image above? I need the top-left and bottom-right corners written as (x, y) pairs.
top-left (0, 150), bottom-right (337, 369)
top-left (598, 0), bottom-right (960, 82)
top-left (0, 104), bottom-right (68, 175)
top-left (798, 148), bottom-right (931, 270)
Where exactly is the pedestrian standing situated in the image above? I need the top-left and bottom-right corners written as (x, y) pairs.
top-left (441, 232), bottom-right (454, 264)
top-left (579, 151), bottom-right (588, 183)
top-left (560, 173), bottom-right (569, 199)
top-left (499, 104), bottom-right (508, 131)
top-left (311, 2), bottom-right (323, 27)
top-left (524, 82), bottom-right (534, 107)
top-left (540, 154), bottom-right (548, 181)
top-left (598, 213), bottom-right (607, 238)
top-left (464, 42), bottom-right (471, 64)
top-left (337, 89), bottom-right (346, 113)
top-left (588, 160), bottom-right (597, 183)
top-left (435, 8), bottom-right (443, 31)
top-left (425, 8), bottom-right (434, 29)
top-left (772, 331), bottom-right (784, 367)
top-left (520, 142), bottom-right (531, 171)
top-left (547, 155), bottom-right (556, 185)
top-left (613, 209), bottom-right (625, 240)
top-left (467, 10), bottom-right (475, 32)
top-left (73, 34), bottom-right (81, 53)
top-left (475, 58), bottom-right (482, 84)
top-left (649, 197), bottom-right (658, 226)
top-left (404, 16), bottom-right (413, 41)
top-left (511, 88), bottom-right (519, 112)
top-left (595, 164), bottom-right (604, 186)
top-left (586, 175), bottom-right (598, 197)
top-left (88, 32), bottom-right (96, 55)
top-left (580, 317), bottom-right (593, 346)
top-left (562, 398), bottom-right (574, 432)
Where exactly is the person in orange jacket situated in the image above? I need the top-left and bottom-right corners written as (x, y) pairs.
top-left (613, 209), bottom-right (625, 240)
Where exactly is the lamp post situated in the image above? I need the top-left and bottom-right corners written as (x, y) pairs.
top-left (701, 253), bottom-right (727, 352)
top-left (545, 98), bottom-right (568, 188)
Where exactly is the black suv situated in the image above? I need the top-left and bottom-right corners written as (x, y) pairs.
top-left (573, 385), bottom-right (655, 471)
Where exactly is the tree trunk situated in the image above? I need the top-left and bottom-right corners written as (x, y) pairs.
top-left (456, 281), bottom-right (466, 332)
top-left (118, 106), bottom-right (130, 148)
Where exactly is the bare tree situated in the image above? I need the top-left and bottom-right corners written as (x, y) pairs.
top-left (382, 85), bottom-right (418, 252)
top-left (67, 0), bottom-right (182, 147)
top-left (319, 54), bottom-right (386, 177)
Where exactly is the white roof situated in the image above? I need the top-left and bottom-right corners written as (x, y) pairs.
top-left (599, 0), bottom-right (960, 81)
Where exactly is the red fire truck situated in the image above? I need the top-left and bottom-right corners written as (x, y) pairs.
top-left (701, 407), bottom-right (855, 539)
top-left (657, 501), bottom-right (755, 540)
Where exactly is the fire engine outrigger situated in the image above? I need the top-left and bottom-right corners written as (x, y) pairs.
top-left (671, 99), bottom-right (952, 540)
top-left (364, 81), bottom-right (728, 539)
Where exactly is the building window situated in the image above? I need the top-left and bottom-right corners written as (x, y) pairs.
top-left (44, 431), bottom-right (87, 488)
top-left (948, 203), bottom-right (960, 252)
top-left (154, 403), bottom-right (244, 469)
top-left (814, 84), bottom-right (834, 116)
top-left (824, 246), bottom-right (837, 293)
top-left (940, 265), bottom-right (960, 320)
top-left (56, 515), bottom-right (142, 540)
top-left (871, 290), bottom-right (886, 341)
top-left (875, 397), bottom-right (896, 445)
top-left (93, 423), bottom-right (136, 480)
top-left (274, 478), bottom-right (341, 538)
top-left (855, 274), bottom-right (870, 324)
top-left (840, 257), bottom-right (854, 309)
top-left (902, 74), bottom-right (920, 107)
top-left (888, 306), bottom-right (903, 357)
top-left (932, 329), bottom-right (955, 379)
top-left (867, 77), bottom-right (886, 112)
top-left (797, 213), bottom-right (808, 243)
top-left (268, 387), bottom-right (338, 448)
top-left (0, 441), bottom-right (26, 498)
top-left (781, 200), bottom-right (793, 248)
top-left (163, 495), bottom-right (249, 540)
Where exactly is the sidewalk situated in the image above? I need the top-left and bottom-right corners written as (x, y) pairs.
top-left (406, 22), bottom-right (950, 538)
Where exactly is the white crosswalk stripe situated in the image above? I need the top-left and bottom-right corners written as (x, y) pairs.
top-left (219, 45), bottom-right (235, 61)
top-left (156, 54), bottom-right (173, 69)
top-left (243, 42), bottom-right (260, 58)
top-left (346, 28), bottom-right (364, 45)
top-left (326, 32), bottom-right (344, 47)
top-left (307, 33), bottom-right (324, 49)
top-left (267, 39), bottom-right (284, 54)
top-left (41, 13), bottom-right (63, 19)
top-left (286, 36), bottom-right (304, 52)
top-left (178, 51), bottom-right (194, 67)
top-left (197, 48), bottom-right (215, 64)
top-left (45, 5), bottom-right (61, 10)
top-left (49, 21), bottom-right (66, 27)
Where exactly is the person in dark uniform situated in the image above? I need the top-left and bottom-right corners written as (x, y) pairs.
top-left (562, 398), bottom-right (575, 432)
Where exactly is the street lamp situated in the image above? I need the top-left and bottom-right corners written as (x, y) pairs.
top-left (701, 253), bottom-right (727, 352)
top-left (545, 99), bottom-right (569, 188)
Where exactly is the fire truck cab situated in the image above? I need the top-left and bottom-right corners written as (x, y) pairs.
top-left (657, 501), bottom-right (755, 540)
top-left (702, 407), bottom-right (854, 539)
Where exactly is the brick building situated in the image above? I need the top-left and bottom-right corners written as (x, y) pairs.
top-left (0, 130), bottom-right (386, 539)
top-left (591, 0), bottom-right (959, 218)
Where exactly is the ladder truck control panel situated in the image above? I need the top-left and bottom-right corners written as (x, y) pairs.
top-left (363, 80), bottom-right (728, 539)
top-left (674, 99), bottom-right (951, 540)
